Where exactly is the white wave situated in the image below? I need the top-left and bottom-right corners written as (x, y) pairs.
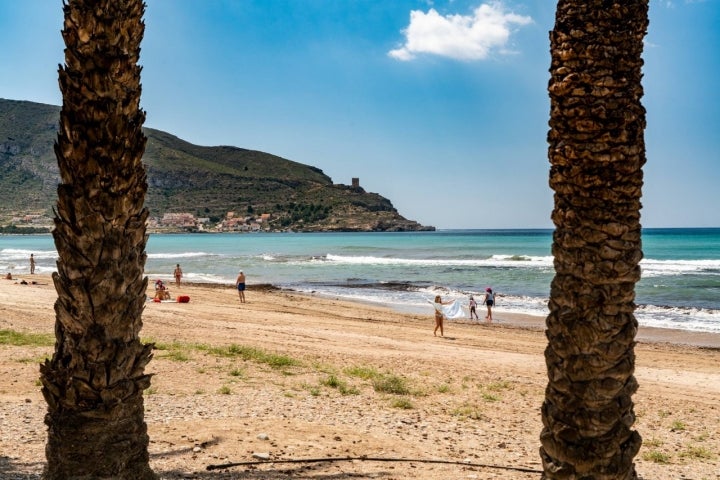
top-left (0, 248), bottom-right (57, 261)
top-left (182, 272), bottom-right (230, 283)
top-left (144, 271), bottom-right (231, 284)
top-left (635, 304), bottom-right (720, 331)
top-left (294, 282), bottom-right (720, 334)
top-left (289, 253), bottom-right (719, 277)
top-left (640, 258), bottom-right (720, 277)
top-left (147, 251), bottom-right (213, 259)
top-left (322, 253), bottom-right (554, 268)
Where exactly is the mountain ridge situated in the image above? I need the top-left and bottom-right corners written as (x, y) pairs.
top-left (0, 98), bottom-right (433, 232)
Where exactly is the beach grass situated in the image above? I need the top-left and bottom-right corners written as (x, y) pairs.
top-left (195, 343), bottom-right (301, 369)
top-left (451, 403), bottom-right (487, 421)
top-left (680, 445), bottom-right (715, 460)
top-left (391, 397), bottom-right (414, 409)
top-left (150, 341), bottom-right (302, 370)
top-left (372, 374), bottom-right (410, 395)
top-left (0, 329), bottom-right (53, 347)
top-left (320, 374), bottom-right (359, 395)
top-left (18, 354), bottom-right (51, 364)
top-left (642, 450), bottom-right (670, 464)
top-left (344, 365), bottom-right (381, 380)
top-left (436, 383), bottom-right (451, 393)
top-left (670, 420), bottom-right (686, 431)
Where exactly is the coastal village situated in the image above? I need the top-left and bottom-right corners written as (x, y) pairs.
top-left (1, 178), bottom-right (433, 233)
top-left (149, 211), bottom-right (273, 232)
top-left (4, 211), bottom-right (274, 233)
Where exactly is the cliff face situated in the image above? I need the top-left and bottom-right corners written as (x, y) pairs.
top-left (0, 98), bottom-right (434, 232)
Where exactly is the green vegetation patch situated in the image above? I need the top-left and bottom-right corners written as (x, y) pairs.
top-left (670, 420), bottom-right (686, 432)
top-left (481, 393), bottom-right (500, 402)
top-left (451, 403), bottom-right (488, 421)
top-left (0, 329), bottom-right (54, 347)
top-left (391, 397), bottom-right (414, 410)
top-left (345, 365), bottom-right (380, 380)
top-left (642, 450), bottom-right (670, 464)
top-left (372, 374), bottom-right (409, 395)
top-left (193, 343), bottom-right (301, 369)
top-left (680, 446), bottom-right (715, 460)
top-left (320, 374), bottom-right (359, 395)
top-left (18, 355), bottom-right (51, 364)
top-left (153, 342), bottom-right (190, 362)
top-left (485, 380), bottom-right (512, 391)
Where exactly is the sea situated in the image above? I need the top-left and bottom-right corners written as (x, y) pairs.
top-left (2, 229), bottom-right (719, 334)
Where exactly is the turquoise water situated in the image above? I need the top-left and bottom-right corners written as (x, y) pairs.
top-left (2, 229), bottom-right (719, 333)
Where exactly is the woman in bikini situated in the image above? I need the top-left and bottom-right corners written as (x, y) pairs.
top-left (433, 295), bottom-right (453, 337)
top-left (483, 287), bottom-right (495, 323)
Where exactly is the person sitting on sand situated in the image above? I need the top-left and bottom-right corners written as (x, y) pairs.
top-left (4, 273), bottom-right (12, 280)
top-left (433, 295), bottom-right (453, 337)
top-left (154, 279), bottom-right (171, 301)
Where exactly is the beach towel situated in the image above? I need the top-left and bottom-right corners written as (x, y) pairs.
top-left (427, 299), bottom-right (465, 319)
top-left (149, 297), bottom-right (177, 303)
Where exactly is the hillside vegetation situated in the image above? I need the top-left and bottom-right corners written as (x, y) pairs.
top-left (0, 98), bottom-right (433, 232)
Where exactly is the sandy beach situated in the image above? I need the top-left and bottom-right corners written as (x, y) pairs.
top-left (1, 274), bottom-right (718, 479)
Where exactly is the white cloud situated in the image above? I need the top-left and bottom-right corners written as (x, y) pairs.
top-left (389, 2), bottom-right (533, 61)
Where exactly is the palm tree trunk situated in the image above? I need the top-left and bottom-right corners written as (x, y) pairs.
top-left (40, 1), bottom-right (156, 478)
top-left (541, 1), bottom-right (649, 479)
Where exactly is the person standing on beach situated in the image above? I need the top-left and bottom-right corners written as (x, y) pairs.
top-left (469, 295), bottom-right (479, 320)
top-left (483, 287), bottom-right (495, 322)
top-left (433, 295), bottom-right (453, 337)
top-left (173, 264), bottom-right (182, 286)
top-left (30, 254), bottom-right (36, 274)
top-left (236, 271), bottom-right (246, 303)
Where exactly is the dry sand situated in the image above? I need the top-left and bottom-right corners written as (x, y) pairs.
top-left (1, 275), bottom-right (718, 479)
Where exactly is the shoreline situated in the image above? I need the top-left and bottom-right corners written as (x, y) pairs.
top-left (8, 275), bottom-right (720, 350)
top-left (2, 274), bottom-right (719, 479)
top-left (187, 281), bottom-right (720, 350)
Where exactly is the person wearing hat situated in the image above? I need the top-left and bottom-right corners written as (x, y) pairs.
top-left (483, 287), bottom-right (495, 323)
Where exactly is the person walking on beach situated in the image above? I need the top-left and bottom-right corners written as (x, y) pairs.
top-left (469, 295), bottom-right (479, 320)
top-left (29, 254), bottom-right (36, 274)
top-left (173, 264), bottom-right (183, 286)
top-left (483, 287), bottom-right (495, 323)
top-left (236, 271), bottom-right (246, 303)
top-left (433, 295), bottom-right (453, 337)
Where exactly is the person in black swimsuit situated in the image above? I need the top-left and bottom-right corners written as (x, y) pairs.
top-left (483, 287), bottom-right (495, 323)
top-left (236, 271), bottom-right (246, 303)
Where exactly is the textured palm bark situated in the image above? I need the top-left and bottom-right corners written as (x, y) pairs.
top-left (541, 1), bottom-right (648, 479)
top-left (40, 1), bottom-right (156, 479)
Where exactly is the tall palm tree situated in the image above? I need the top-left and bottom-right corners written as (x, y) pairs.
top-left (40, 1), bottom-right (156, 478)
top-left (541, 1), bottom-right (649, 479)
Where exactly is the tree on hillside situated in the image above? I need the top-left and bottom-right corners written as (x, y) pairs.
top-left (541, 1), bottom-right (648, 478)
top-left (40, 1), bottom-right (156, 478)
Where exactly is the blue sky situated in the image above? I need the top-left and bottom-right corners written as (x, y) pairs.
top-left (1, 1), bottom-right (718, 229)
